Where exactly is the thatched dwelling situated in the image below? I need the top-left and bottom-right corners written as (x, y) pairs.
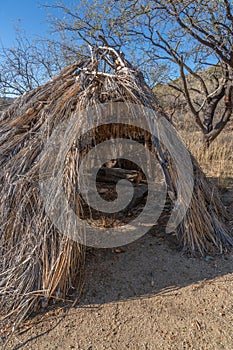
top-left (0, 46), bottom-right (232, 333)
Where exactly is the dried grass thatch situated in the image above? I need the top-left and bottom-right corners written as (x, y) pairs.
top-left (0, 45), bottom-right (232, 334)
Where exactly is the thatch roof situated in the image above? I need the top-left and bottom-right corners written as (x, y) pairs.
top-left (0, 46), bottom-right (232, 335)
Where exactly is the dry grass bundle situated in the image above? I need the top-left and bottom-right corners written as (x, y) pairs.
top-left (0, 46), bottom-right (232, 334)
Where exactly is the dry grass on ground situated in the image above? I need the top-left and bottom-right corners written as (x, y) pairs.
top-left (181, 131), bottom-right (232, 181)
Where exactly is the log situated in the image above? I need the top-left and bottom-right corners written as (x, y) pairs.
top-left (96, 167), bottom-right (143, 185)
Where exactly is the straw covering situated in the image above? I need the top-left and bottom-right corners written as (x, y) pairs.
top-left (0, 45), bottom-right (232, 333)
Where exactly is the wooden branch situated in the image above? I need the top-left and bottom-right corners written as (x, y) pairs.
top-left (169, 0), bottom-right (233, 66)
top-left (178, 59), bottom-right (205, 132)
top-left (96, 168), bottom-right (143, 185)
top-left (204, 109), bottom-right (232, 143)
top-left (196, 84), bottom-right (225, 113)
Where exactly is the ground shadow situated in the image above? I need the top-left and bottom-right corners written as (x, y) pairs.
top-left (79, 224), bottom-right (233, 307)
top-left (8, 225), bottom-right (233, 349)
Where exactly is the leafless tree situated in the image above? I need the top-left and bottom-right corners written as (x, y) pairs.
top-left (46, 0), bottom-right (232, 144)
top-left (0, 29), bottom-right (86, 97)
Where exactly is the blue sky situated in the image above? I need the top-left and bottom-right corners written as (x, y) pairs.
top-left (0, 1), bottom-right (72, 47)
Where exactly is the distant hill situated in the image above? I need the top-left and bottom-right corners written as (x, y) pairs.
top-left (153, 66), bottom-right (233, 133)
top-left (0, 97), bottom-right (15, 112)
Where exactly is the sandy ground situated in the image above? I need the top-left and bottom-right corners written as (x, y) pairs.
top-left (2, 182), bottom-right (233, 350)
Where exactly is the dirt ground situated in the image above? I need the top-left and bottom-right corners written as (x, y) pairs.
top-left (2, 182), bottom-right (233, 350)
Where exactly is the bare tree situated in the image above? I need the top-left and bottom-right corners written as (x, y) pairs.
top-left (156, 0), bottom-right (233, 68)
top-left (0, 29), bottom-right (86, 97)
top-left (152, 36), bottom-right (233, 144)
top-left (45, 0), bottom-right (232, 144)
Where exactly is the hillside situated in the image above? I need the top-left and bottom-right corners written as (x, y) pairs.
top-left (0, 97), bottom-right (14, 112)
top-left (154, 66), bottom-right (233, 134)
